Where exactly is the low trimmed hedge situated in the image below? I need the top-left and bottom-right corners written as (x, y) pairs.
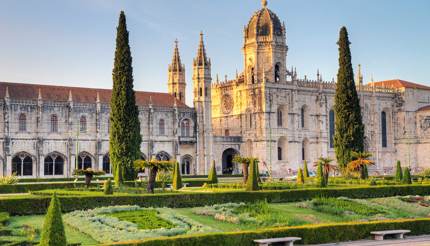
top-left (107, 218), bottom-right (430, 246)
top-left (3, 184), bottom-right (430, 215)
top-left (0, 182), bottom-right (91, 194)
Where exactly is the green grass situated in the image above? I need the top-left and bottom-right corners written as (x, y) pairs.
top-left (109, 209), bottom-right (174, 230)
top-left (7, 215), bottom-right (98, 245)
top-left (309, 197), bottom-right (384, 216)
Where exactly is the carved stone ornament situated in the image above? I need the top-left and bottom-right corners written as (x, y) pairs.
top-left (221, 94), bottom-right (234, 114)
top-left (421, 116), bottom-right (430, 131)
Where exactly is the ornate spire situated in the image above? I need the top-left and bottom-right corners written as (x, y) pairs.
top-left (38, 88), bottom-right (42, 100)
top-left (194, 32), bottom-right (209, 66)
top-left (68, 90), bottom-right (73, 102)
top-left (262, 0), bottom-right (268, 8)
top-left (170, 39), bottom-right (183, 72)
top-left (4, 86), bottom-right (9, 99)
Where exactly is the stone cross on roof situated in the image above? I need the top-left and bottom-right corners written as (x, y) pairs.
top-left (262, 0), bottom-right (268, 8)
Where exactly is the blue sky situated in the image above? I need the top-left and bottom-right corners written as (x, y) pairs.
top-left (0, 0), bottom-right (429, 106)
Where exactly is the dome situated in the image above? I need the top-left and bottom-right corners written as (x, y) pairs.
top-left (246, 2), bottom-right (284, 39)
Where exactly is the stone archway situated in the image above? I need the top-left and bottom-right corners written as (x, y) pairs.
top-left (222, 148), bottom-right (239, 175)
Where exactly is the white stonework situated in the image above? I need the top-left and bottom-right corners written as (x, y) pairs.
top-left (1, 1), bottom-right (429, 178)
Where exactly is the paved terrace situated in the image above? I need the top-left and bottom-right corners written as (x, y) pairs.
top-left (310, 235), bottom-right (430, 246)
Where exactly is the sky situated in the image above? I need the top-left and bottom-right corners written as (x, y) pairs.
top-left (0, 0), bottom-right (429, 106)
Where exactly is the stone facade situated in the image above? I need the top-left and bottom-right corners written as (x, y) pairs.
top-left (1, 1), bottom-right (429, 178)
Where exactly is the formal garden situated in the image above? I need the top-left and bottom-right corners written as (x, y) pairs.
top-left (0, 12), bottom-right (428, 246)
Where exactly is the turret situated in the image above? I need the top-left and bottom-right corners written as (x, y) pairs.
top-left (168, 39), bottom-right (186, 104)
top-left (193, 32), bottom-right (213, 175)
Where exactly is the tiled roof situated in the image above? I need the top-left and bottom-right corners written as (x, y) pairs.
top-left (0, 81), bottom-right (189, 108)
top-left (367, 79), bottom-right (430, 91)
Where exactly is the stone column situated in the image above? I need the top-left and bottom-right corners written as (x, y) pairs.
top-left (6, 155), bottom-right (11, 176)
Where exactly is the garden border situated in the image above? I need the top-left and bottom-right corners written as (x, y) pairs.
top-left (105, 218), bottom-right (430, 246)
top-left (2, 185), bottom-right (430, 215)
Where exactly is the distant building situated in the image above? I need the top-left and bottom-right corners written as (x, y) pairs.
top-left (1, 1), bottom-right (429, 178)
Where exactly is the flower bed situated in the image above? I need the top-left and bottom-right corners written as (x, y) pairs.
top-left (63, 206), bottom-right (214, 243)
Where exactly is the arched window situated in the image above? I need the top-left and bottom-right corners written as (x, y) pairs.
top-left (251, 67), bottom-right (255, 84)
top-left (78, 153), bottom-right (92, 170)
top-left (277, 137), bottom-right (287, 161)
top-left (329, 110), bottom-right (335, 148)
top-left (44, 154), bottom-right (64, 176)
top-left (248, 113), bottom-right (253, 128)
top-left (80, 115), bottom-right (87, 133)
top-left (50, 114), bottom-right (58, 133)
top-left (181, 156), bottom-right (192, 175)
top-left (275, 63), bottom-right (281, 82)
top-left (302, 139), bottom-right (309, 161)
top-left (156, 151), bottom-right (170, 161)
top-left (181, 119), bottom-right (191, 137)
top-left (12, 154), bottom-right (33, 176)
top-left (225, 129), bottom-right (230, 136)
top-left (301, 106), bottom-right (306, 128)
top-left (103, 154), bottom-right (111, 174)
top-left (277, 108), bottom-right (283, 127)
top-left (179, 92), bottom-right (183, 101)
top-left (381, 111), bottom-right (387, 148)
top-left (19, 113), bottom-right (27, 132)
top-left (159, 119), bottom-right (165, 136)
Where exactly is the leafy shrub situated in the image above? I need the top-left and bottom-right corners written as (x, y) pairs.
top-left (39, 193), bottom-right (67, 246)
top-left (395, 161), bottom-right (403, 182)
top-left (172, 162), bottom-right (182, 190)
top-left (403, 168), bottom-right (412, 184)
top-left (297, 168), bottom-right (304, 184)
top-left (0, 212), bottom-right (9, 225)
top-left (0, 174), bottom-right (19, 185)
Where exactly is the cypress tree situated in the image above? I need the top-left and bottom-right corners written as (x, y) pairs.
top-left (297, 168), bottom-right (305, 184)
top-left (208, 160), bottom-right (218, 184)
top-left (317, 162), bottom-right (326, 187)
top-left (246, 159), bottom-right (259, 191)
top-left (40, 193), bottom-right (67, 246)
top-left (110, 11), bottom-right (142, 186)
top-left (395, 160), bottom-right (403, 182)
top-left (402, 167), bottom-right (412, 184)
top-left (334, 26), bottom-right (364, 172)
top-left (172, 162), bottom-right (182, 190)
top-left (303, 160), bottom-right (309, 178)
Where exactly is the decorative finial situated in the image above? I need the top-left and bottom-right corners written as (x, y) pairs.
top-left (38, 88), bottom-right (42, 100)
top-left (262, 0), bottom-right (268, 8)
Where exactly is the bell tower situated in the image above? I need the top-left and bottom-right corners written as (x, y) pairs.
top-left (243, 0), bottom-right (288, 84)
top-left (193, 32), bottom-right (213, 174)
top-left (168, 39), bottom-right (186, 104)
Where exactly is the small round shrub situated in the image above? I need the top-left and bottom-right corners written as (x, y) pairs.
top-left (104, 178), bottom-right (114, 195)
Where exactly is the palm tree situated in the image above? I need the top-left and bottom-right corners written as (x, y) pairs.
top-left (347, 151), bottom-right (375, 179)
top-left (315, 157), bottom-right (337, 186)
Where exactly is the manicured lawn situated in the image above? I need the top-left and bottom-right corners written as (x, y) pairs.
top-left (6, 215), bottom-right (98, 245)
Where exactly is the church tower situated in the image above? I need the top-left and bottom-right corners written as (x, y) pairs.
top-left (193, 32), bottom-right (213, 174)
top-left (168, 40), bottom-right (186, 104)
top-left (243, 0), bottom-right (288, 84)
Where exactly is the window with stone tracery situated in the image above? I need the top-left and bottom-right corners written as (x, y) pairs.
top-left (381, 111), bottom-right (387, 148)
top-left (159, 119), bottom-right (165, 136)
top-left (19, 113), bottom-right (26, 132)
top-left (50, 114), bottom-right (58, 133)
top-left (80, 115), bottom-right (87, 133)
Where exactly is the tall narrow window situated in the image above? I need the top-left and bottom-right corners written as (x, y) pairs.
top-left (302, 141), bottom-right (306, 161)
top-left (181, 119), bottom-right (190, 137)
top-left (277, 108), bottom-right (283, 127)
top-left (50, 114), bottom-right (58, 133)
top-left (80, 115), bottom-right (87, 133)
top-left (103, 154), bottom-right (111, 174)
top-left (199, 87), bottom-right (203, 97)
top-left (19, 113), bottom-right (27, 132)
top-left (381, 111), bottom-right (387, 148)
top-left (329, 110), bottom-right (335, 148)
top-left (301, 106), bottom-right (305, 128)
top-left (275, 63), bottom-right (280, 82)
top-left (277, 147), bottom-right (282, 161)
top-left (159, 119), bottom-right (165, 136)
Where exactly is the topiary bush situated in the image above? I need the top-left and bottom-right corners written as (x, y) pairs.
top-left (104, 178), bottom-right (114, 195)
top-left (208, 161), bottom-right (218, 184)
top-left (396, 161), bottom-right (403, 182)
top-left (403, 167), bottom-right (412, 185)
top-left (39, 193), bottom-right (67, 246)
top-left (297, 168), bottom-right (304, 184)
top-left (172, 162), bottom-right (182, 190)
top-left (246, 159), bottom-right (259, 191)
top-left (303, 160), bottom-right (309, 178)
top-left (317, 162), bottom-right (326, 187)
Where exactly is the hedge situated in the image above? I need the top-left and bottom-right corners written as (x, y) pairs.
top-left (3, 185), bottom-right (430, 215)
top-left (0, 178), bottom-right (208, 194)
top-left (107, 218), bottom-right (430, 246)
